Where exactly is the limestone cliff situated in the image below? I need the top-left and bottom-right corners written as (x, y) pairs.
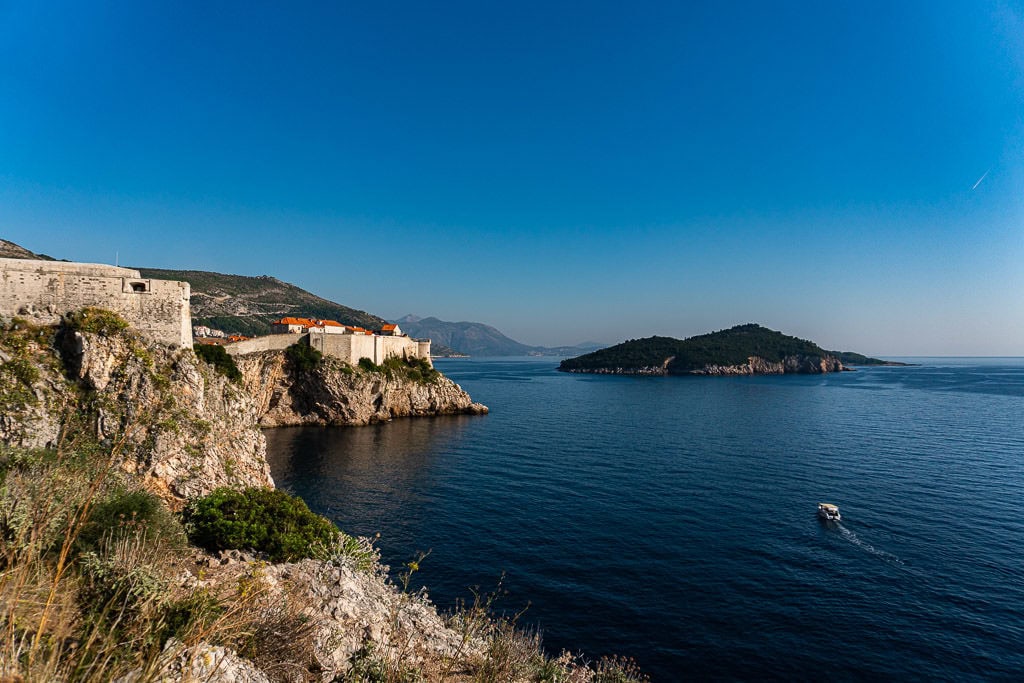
top-left (232, 350), bottom-right (488, 427)
top-left (0, 318), bottom-right (272, 502)
top-left (0, 317), bottom-right (487, 502)
top-left (685, 354), bottom-right (844, 375)
top-left (560, 354), bottom-right (843, 376)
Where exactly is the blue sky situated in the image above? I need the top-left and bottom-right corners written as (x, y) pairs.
top-left (1, 1), bottom-right (1022, 354)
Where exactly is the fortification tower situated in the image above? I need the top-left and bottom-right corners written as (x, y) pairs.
top-left (0, 258), bottom-right (193, 347)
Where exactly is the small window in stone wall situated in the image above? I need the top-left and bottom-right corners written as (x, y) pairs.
top-left (124, 279), bottom-right (151, 293)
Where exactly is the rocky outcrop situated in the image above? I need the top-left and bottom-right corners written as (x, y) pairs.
top-left (265, 559), bottom-right (482, 677)
top-left (117, 640), bottom-right (272, 683)
top-left (686, 354), bottom-right (844, 375)
top-left (233, 350), bottom-right (488, 427)
top-left (0, 320), bottom-right (272, 503)
top-left (560, 354), bottom-right (844, 376)
top-left (1, 318), bottom-right (488, 502)
top-left (561, 365), bottom-right (671, 376)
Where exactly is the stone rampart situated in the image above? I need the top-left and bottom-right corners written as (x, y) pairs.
top-left (308, 331), bottom-right (430, 366)
top-left (228, 330), bottom-right (431, 367)
top-left (0, 257), bottom-right (192, 347)
top-left (224, 333), bottom-right (307, 356)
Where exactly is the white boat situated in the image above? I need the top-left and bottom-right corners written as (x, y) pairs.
top-left (818, 503), bottom-right (841, 522)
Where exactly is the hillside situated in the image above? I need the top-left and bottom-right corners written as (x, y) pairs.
top-left (559, 324), bottom-right (851, 375)
top-left (138, 267), bottom-right (386, 336)
top-left (0, 238), bottom-right (54, 260)
top-left (396, 314), bottom-right (603, 357)
top-left (395, 315), bottom-right (535, 356)
top-left (829, 350), bottom-right (908, 366)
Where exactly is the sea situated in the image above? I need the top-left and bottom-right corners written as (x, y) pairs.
top-left (264, 357), bottom-right (1024, 681)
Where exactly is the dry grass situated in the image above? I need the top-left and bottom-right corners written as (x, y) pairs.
top-left (0, 435), bottom-right (322, 683)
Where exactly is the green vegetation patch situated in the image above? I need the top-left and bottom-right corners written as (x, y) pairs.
top-left (359, 355), bottom-right (440, 383)
top-left (193, 343), bottom-right (242, 382)
top-left (64, 307), bottom-right (130, 336)
top-left (829, 350), bottom-right (893, 366)
top-left (184, 487), bottom-right (340, 562)
top-left (559, 324), bottom-right (831, 374)
top-left (78, 488), bottom-right (187, 553)
top-left (285, 341), bottom-right (323, 372)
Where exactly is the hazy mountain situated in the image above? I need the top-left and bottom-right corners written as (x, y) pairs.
top-left (395, 315), bottom-right (603, 357)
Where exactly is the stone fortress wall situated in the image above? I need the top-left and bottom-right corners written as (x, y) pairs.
top-left (0, 258), bottom-right (192, 347)
top-left (307, 330), bottom-right (431, 366)
top-left (223, 333), bottom-right (303, 356)
top-left (225, 331), bottom-right (431, 367)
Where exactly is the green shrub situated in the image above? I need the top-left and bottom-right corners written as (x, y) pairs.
top-left (361, 356), bottom-right (439, 383)
top-left (78, 488), bottom-right (187, 552)
top-left (157, 590), bottom-right (223, 646)
top-left (65, 307), bottom-right (130, 336)
top-left (193, 343), bottom-right (242, 382)
top-left (404, 356), bottom-right (439, 383)
top-left (286, 342), bottom-right (323, 373)
top-left (184, 487), bottom-right (339, 562)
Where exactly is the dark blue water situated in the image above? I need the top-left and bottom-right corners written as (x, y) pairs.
top-left (265, 358), bottom-right (1024, 680)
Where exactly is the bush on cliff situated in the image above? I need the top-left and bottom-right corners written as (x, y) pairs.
top-left (286, 342), bottom-right (323, 373)
top-left (184, 487), bottom-right (339, 562)
top-left (360, 355), bottom-right (440, 383)
top-left (193, 343), bottom-right (242, 382)
top-left (78, 487), bottom-right (187, 553)
top-left (64, 307), bottom-right (130, 336)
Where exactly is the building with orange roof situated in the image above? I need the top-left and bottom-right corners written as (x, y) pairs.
top-left (242, 315), bottom-right (431, 367)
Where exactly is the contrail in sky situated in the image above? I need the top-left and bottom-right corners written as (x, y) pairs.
top-left (971, 168), bottom-right (990, 190)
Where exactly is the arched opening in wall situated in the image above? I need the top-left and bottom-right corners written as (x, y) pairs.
top-left (131, 282), bottom-right (147, 292)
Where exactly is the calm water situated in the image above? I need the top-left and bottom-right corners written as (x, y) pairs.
top-left (265, 358), bottom-right (1024, 680)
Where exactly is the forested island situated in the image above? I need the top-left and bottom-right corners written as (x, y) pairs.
top-left (558, 324), bottom-right (901, 376)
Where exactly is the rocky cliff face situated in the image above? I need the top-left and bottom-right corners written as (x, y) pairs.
top-left (0, 320), bottom-right (272, 502)
top-left (560, 354), bottom-right (844, 376)
top-left (232, 350), bottom-right (487, 427)
top-left (0, 319), bottom-right (487, 502)
top-left (686, 354), bottom-right (845, 375)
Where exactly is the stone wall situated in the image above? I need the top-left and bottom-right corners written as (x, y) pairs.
top-left (308, 331), bottom-right (430, 366)
top-left (227, 331), bottom-right (431, 367)
top-left (224, 333), bottom-right (307, 356)
top-left (0, 258), bottom-right (192, 347)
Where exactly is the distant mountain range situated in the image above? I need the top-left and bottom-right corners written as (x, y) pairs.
top-left (394, 315), bottom-right (603, 357)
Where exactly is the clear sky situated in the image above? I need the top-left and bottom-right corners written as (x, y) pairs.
top-left (2, 1), bottom-right (1022, 355)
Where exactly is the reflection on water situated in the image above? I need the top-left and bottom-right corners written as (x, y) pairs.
top-left (265, 416), bottom-right (475, 543)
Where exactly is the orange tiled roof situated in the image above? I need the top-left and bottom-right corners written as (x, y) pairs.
top-left (276, 317), bottom-right (317, 327)
top-left (381, 323), bottom-right (397, 331)
top-left (276, 317), bottom-right (348, 329)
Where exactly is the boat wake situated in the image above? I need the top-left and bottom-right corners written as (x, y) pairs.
top-left (835, 524), bottom-right (904, 566)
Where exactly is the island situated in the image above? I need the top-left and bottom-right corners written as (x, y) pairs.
top-left (558, 323), bottom-right (900, 376)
